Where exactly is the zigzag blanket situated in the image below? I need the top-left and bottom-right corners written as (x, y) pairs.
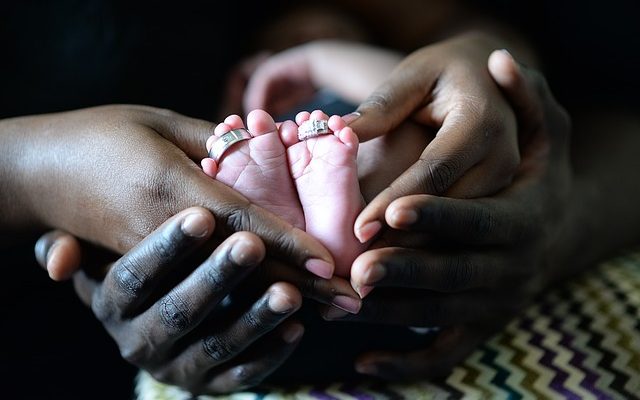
top-left (136, 250), bottom-right (640, 399)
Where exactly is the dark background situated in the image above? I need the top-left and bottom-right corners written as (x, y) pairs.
top-left (2, 0), bottom-right (639, 398)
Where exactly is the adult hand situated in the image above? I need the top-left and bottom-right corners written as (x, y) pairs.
top-left (326, 50), bottom-right (573, 380)
top-left (36, 207), bottom-right (311, 394)
top-left (2, 104), bottom-right (335, 279)
top-left (350, 32), bottom-right (522, 243)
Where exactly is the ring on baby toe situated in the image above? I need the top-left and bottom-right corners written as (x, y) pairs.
top-left (297, 119), bottom-right (332, 141)
top-left (209, 128), bottom-right (252, 163)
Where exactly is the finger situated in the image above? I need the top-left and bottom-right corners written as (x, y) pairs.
top-left (122, 105), bottom-right (216, 161)
top-left (354, 324), bottom-right (495, 380)
top-left (132, 232), bottom-right (265, 353)
top-left (186, 177), bottom-right (336, 279)
top-left (256, 259), bottom-right (361, 314)
top-left (353, 99), bottom-right (516, 243)
top-left (169, 282), bottom-right (302, 375)
top-left (93, 207), bottom-right (215, 318)
top-left (34, 230), bottom-right (81, 281)
top-left (488, 49), bottom-right (571, 151)
top-left (383, 194), bottom-right (529, 245)
top-left (347, 53), bottom-right (440, 142)
top-left (204, 321), bottom-right (304, 393)
top-left (488, 49), bottom-right (543, 130)
top-left (350, 246), bottom-right (517, 297)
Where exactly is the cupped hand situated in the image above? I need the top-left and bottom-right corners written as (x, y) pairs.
top-left (350, 32), bottom-right (522, 243)
top-left (328, 50), bottom-right (574, 380)
top-left (38, 207), bottom-right (308, 394)
top-left (15, 104), bottom-right (335, 279)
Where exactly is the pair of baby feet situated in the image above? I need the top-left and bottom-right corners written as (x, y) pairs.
top-left (201, 110), bottom-right (365, 278)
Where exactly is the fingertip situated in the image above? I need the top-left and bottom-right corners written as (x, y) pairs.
top-left (305, 258), bottom-right (334, 279)
top-left (488, 49), bottom-right (520, 89)
top-left (354, 219), bottom-right (382, 244)
top-left (228, 231), bottom-right (266, 267)
top-left (281, 321), bottom-right (304, 344)
top-left (385, 203), bottom-right (419, 229)
top-left (47, 236), bottom-right (82, 281)
top-left (181, 207), bottom-right (216, 239)
top-left (267, 282), bottom-right (303, 313)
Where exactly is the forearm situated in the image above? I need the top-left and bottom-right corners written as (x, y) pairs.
top-left (0, 115), bottom-right (44, 236)
top-left (559, 110), bottom-right (640, 276)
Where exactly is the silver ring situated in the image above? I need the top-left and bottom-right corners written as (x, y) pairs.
top-left (208, 128), bottom-right (252, 163)
top-left (297, 119), bottom-right (332, 141)
top-left (409, 326), bottom-right (441, 335)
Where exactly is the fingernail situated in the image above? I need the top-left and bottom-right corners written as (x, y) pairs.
top-left (323, 306), bottom-right (349, 320)
top-left (355, 362), bottom-right (377, 375)
top-left (355, 220), bottom-right (382, 243)
top-left (230, 240), bottom-right (262, 267)
top-left (342, 111), bottom-right (361, 125)
top-left (305, 258), bottom-right (334, 279)
top-left (500, 48), bottom-right (513, 58)
top-left (282, 323), bottom-right (304, 344)
top-left (357, 285), bottom-right (374, 299)
top-left (268, 289), bottom-right (295, 313)
top-left (181, 213), bottom-right (210, 238)
top-left (331, 295), bottom-right (361, 314)
top-left (390, 208), bottom-right (418, 227)
top-left (46, 244), bottom-right (61, 277)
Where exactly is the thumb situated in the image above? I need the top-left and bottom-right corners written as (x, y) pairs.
top-left (347, 62), bottom-right (438, 142)
top-left (34, 230), bottom-right (82, 281)
top-left (138, 106), bottom-right (217, 161)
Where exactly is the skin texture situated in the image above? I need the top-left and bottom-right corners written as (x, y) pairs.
top-left (0, 105), bottom-right (342, 280)
top-left (238, 34), bottom-right (522, 245)
top-left (202, 109), bottom-right (366, 277)
top-left (323, 50), bottom-right (640, 380)
top-left (29, 37), bottom-right (640, 392)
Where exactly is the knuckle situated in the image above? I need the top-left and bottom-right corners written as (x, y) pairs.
top-left (226, 205), bottom-right (252, 233)
top-left (228, 365), bottom-right (264, 390)
top-left (119, 336), bottom-right (151, 366)
top-left (203, 335), bottom-right (238, 364)
top-left (417, 158), bottom-right (460, 194)
top-left (360, 90), bottom-right (391, 112)
top-left (242, 307), bottom-right (269, 332)
top-left (113, 256), bottom-right (146, 297)
top-left (157, 293), bottom-right (191, 332)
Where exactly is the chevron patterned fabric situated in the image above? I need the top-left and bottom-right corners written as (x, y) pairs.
top-left (135, 250), bottom-right (640, 399)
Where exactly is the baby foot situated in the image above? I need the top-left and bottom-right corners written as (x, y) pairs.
top-left (202, 109), bottom-right (304, 229)
top-left (281, 110), bottom-right (366, 277)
